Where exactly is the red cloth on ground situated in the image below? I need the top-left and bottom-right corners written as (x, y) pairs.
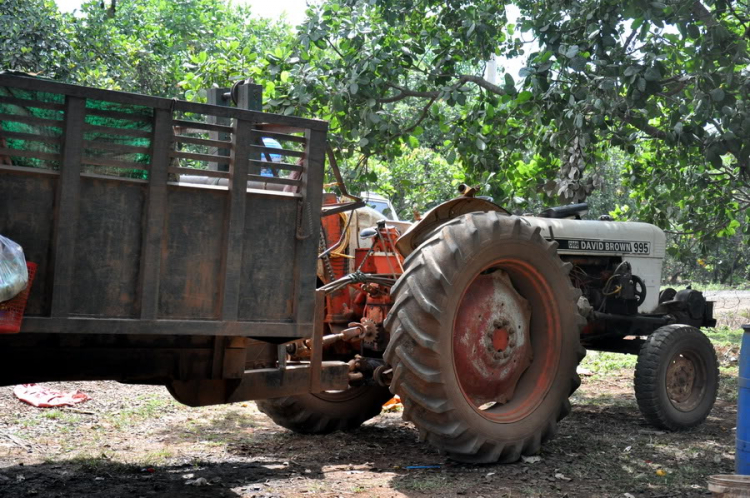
top-left (13, 384), bottom-right (90, 408)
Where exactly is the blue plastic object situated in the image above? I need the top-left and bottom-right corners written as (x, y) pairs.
top-left (737, 324), bottom-right (750, 474)
top-left (260, 137), bottom-right (282, 177)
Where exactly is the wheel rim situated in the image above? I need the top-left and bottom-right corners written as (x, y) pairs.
top-left (666, 350), bottom-right (706, 412)
top-left (452, 258), bottom-right (563, 423)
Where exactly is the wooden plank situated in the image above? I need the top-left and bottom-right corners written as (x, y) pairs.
top-left (246, 174), bottom-right (301, 187)
top-left (0, 95), bottom-right (65, 111)
top-left (309, 289), bottom-right (325, 392)
top-left (19, 317), bottom-right (311, 337)
top-left (83, 123), bottom-right (152, 138)
top-left (220, 85), bottom-right (253, 321)
top-left (0, 148), bottom-right (60, 162)
top-left (0, 73), bottom-right (328, 131)
top-left (0, 164), bottom-right (59, 177)
top-left (250, 129), bottom-right (307, 144)
top-left (0, 73), bottom-right (169, 110)
top-left (249, 159), bottom-right (304, 173)
top-left (0, 130), bottom-right (62, 145)
top-left (207, 87), bottom-right (231, 172)
top-left (80, 156), bottom-right (148, 170)
top-left (50, 96), bottom-right (86, 317)
top-left (85, 107), bottom-right (153, 122)
top-left (255, 123), bottom-right (312, 135)
top-left (139, 108), bottom-right (172, 320)
top-left (80, 171), bottom-right (148, 184)
top-left (292, 127), bottom-right (328, 328)
top-left (83, 140), bottom-right (150, 154)
top-left (171, 150), bottom-right (224, 163)
top-left (173, 100), bottom-right (328, 131)
top-left (168, 166), bottom-right (229, 179)
top-left (172, 119), bottom-right (233, 134)
top-left (251, 145), bottom-right (305, 158)
top-left (0, 112), bottom-right (62, 128)
top-left (175, 135), bottom-right (232, 148)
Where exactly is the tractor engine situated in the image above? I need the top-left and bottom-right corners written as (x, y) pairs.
top-left (521, 214), bottom-right (715, 348)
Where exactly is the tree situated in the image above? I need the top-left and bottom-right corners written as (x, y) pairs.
top-left (0, 0), bottom-right (71, 78)
top-left (66, 0), bottom-right (291, 98)
top-left (284, 0), bottom-right (749, 244)
top-left (348, 146), bottom-right (466, 219)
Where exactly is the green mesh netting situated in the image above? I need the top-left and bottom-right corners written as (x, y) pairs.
top-left (0, 78), bottom-right (154, 180)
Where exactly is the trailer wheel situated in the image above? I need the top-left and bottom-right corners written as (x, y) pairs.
top-left (384, 212), bottom-right (586, 463)
top-left (255, 385), bottom-right (392, 434)
top-left (634, 324), bottom-right (718, 430)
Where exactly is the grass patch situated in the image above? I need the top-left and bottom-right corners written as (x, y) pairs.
top-left (141, 449), bottom-right (174, 466)
top-left (106, 396), bottom-right (174, 429)
top-left (705, 326), bottom-right (744, 347)
top-left (66, 454), bottom-right (139, 476)
top-left (395, 475), bottom-right (447, 492)
top-left (580, 351), bottom-right (637, 375)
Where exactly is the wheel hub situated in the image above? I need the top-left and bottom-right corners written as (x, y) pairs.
top-left (453, 270), bottom-right (532, 407)
top-left (666, 355), bottom-right (697, 404)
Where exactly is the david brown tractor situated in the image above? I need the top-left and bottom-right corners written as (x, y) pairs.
top-left (258, 186), bottom-right (719, 463)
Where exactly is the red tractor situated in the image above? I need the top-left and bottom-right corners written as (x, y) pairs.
top-left (258, 183), bottom-right (718, 464)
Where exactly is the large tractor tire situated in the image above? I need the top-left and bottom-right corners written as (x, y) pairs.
top-left (634, 324), bottom-right (718, 430)
top-left (383, 212), bottom-right (586, 463)
top-left (256, 385), bottom-right (393, 434)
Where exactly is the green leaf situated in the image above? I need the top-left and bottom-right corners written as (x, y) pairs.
top-left (709, 88), bottom-right (725, 102)
top-left (516, 91), bottom-right (533, 103)
top-left (476, 137), bottom-right (486, 150)
top-left (644, 66), bottom-right (661, 82)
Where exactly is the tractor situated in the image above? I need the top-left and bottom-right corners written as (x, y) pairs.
top-left (258, 184), bottom-right (719, 463)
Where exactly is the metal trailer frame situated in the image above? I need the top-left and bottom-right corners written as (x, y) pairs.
top-left (0, 74), bottom-right (349, 404)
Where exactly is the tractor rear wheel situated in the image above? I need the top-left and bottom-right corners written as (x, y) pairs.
top-left (384, 212), bottom-right (585, 463)
top-left (634, 324), bottom-right (718, 430)
top-left (256, 385), bottom-right (393, 434)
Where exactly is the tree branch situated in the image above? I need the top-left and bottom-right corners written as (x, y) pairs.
top-left (617, 110), bottom-right (669, 140)
top-left (692, 1), bottom-right (719, 27)
top-left (456, 74), bottom-right (506, 95)
top-left (377, 83), bottom-right (439, 103)
top-left (402, 96), bottom-right (438, 135)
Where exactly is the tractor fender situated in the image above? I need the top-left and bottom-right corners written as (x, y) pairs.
top-left (395, 197), bottom-right (510, 257)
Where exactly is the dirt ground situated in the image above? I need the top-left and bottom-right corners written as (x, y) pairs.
top-left (0, 345), bottom-right (739, 498)
top-left (0, 302), bottom-right (746, 498)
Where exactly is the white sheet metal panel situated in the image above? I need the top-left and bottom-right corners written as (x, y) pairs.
top-left (521, 217), bottom-right (666, 313)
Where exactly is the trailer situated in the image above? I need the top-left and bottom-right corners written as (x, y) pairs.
top-left (0, 73), bottom-right (349, 405)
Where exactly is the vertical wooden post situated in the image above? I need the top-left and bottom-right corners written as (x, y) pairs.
top-left (207, 88), bottom-right (230, 172)
top-left (235, 83), bottom-right (263, 176)
top-left (138, 108), bottom-right (172, 319)
top-left (309, 289), bottom-right (326, 392)
top-left (291, 127), bottom-right (327, 336)
top-left (220, 85), bottom-right (252, 322)
top-left (50, 96), bottom-right (86, 317)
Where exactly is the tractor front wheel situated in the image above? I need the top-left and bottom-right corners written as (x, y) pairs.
top-left (384, 212), bottom-right (586, 463)
top-left (634, 324), bottom-right (718, 430)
